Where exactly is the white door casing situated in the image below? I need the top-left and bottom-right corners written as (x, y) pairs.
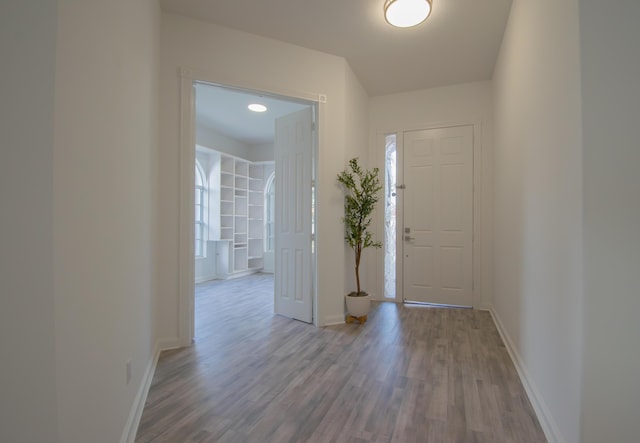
top-left (402, 125), bottom-right (473, 307)
top-left (274, 107), bottom-right (313, 323)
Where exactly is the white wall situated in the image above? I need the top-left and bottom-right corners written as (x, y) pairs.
top-left (1, 2), bottom-right (160, 441)
top-left (158, 13), bottom-right (369, 329)
top-left (53, 1), bottom-right (160, 442)
top-left (248, 142), bottom-right (275, 162)
top-left (579, 2), bottom-right (640, 442)
top-left (196, 124), bottom-right (251, 159)
top-left (368, 82), bottom-right (493, 307)
top-left (195, 242), bottom-right (217, 283)
top-left (0, 2), bottom-right (59, 441)
top-left (197, 127), bottom-right (275, 163)
top-left (492, 0), bottom-right (583, 442)
top-left (342, 63), bottom-right (371, 297)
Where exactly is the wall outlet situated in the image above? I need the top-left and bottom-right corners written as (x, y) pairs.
top-left (126, 360), bottom-right (132, 385)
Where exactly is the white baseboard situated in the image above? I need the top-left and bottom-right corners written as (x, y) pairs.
top-left (119, 338), bottom-right (182, 443)
top-left (323, 314), bottom-right (346, 326)
top-left (489, 308), bottom-right (564, 443)
top-left (195, 274), bottom-right (216, 284)
top-left (157, 337), bottom-right (182, 351)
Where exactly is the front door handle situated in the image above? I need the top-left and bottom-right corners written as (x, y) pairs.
top-left (405, 235), bottom-right (415, 241)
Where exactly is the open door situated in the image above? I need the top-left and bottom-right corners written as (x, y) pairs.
top-left (274, 107), bottom-right (314, 323)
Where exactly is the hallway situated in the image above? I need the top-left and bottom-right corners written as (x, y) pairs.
top-left (135, 274), bottom-right (545, 442)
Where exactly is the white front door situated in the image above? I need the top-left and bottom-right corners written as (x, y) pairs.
top-left (274, 107), bottom-right (313, 323)
top-left (402, 125), bottom-right (473, 307)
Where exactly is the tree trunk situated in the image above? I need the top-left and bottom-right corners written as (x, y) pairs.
top-left (355, 247), bottom-right (361, 294)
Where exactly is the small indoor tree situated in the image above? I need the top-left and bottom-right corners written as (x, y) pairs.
top-left (337, 157), bottom-right (383, 296)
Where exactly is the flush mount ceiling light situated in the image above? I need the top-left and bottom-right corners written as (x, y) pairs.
top-left (384, 0), bottom-right (432, 28)
top-left (248, 103), bottom-right (267, 113)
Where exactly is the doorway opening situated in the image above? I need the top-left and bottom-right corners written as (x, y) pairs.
top-left (189, 81), bottom-right (317, 341)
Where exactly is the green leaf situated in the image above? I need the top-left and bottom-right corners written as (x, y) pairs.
top-left (337, 158), bottom-right (383, 293)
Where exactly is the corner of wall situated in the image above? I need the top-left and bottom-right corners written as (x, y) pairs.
top-left (489, 308), bottom-right (564, 443)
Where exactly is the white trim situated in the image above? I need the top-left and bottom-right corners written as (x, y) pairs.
top-left (377, 120), bottom-right (485, 308)
top-left (178, 68), bottom-right (322, 344)
top-left (489, 308), bottom-right (564, 443)
top-left (323, 314), bottom-right (346, 326)
top-left (472, 121), bottom-right (484, 309)
top-left (219, 269), bottom-right (261, 280)
top-left (178, 67), bottom-right (323, 104)
top-left (119, 338), bottom-right (180, 443)
top-left (264, 171), bottom-right (276, 252)
top-left (156, 337), bottom-right (182, 352)
top-left (194, 275), bottom-right (216, 284)
top-left (178, 72), bottom-right (196, 347)
top-left (395, 131), bottom-right (404, 303)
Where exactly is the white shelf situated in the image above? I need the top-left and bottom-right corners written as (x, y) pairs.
top-left (221, 201), bottom-right (233, 214)
top-left (249, 179), bottom-right (263, 192)
top-left (234, 219), bottom-right (247, 233)
top-left (235, 198), bottom-right (247, 216)
top-left (248, 220), bottom-right (263, 238)
top-left (248, 192), bottom-right (262, 205)
top-left (248, 205), bottom-right (262, 220)
top-left (234, 248), bottom-right (248, 271)
top-left (211, 153), bottom-right (268, 276)
top-left (221, 156), bottom-right (234, 174)
top-left (220, 215), bottom-right (233, 229)
top-left (234, 233), bottom-right (247, 244)
top-left (249, 164), bottom-right (264, 179)
top-left (248, 238), bottom-right (263, 258)
top-left (221, 173), bottom-right (234, 188)
top-left (221, 187), bottom-right (233, 202)
top-left (235, 161), bottom-right (248, 177)
top-left (248, 257), bottom-right (263, 270)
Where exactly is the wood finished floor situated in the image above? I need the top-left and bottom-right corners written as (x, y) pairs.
top-left (136, 274), bottom-right (546, 443)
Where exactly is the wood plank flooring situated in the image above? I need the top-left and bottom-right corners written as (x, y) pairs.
top-left (135, 274), bottom-right (546, 442)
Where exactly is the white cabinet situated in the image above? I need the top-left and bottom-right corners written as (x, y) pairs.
top-left (214, 240), bottom-right (231, 278)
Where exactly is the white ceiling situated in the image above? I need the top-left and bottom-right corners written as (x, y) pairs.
top-left (171, 0), bottom-right (513, 145)
top-left (161, 0), bottom-right (513, 96)
top-left (195, 83), bottom-right (310, 145)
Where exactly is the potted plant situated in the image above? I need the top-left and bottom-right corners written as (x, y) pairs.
top-left (337, 157), bottom-right (383, 323)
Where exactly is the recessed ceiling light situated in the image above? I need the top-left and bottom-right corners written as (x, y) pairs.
top-left (248, 103), bottom-right (267, 113)
top-left (384, 0), bottom-right (432, 28)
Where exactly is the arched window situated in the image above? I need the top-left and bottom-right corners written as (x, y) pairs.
top-left (195, 160), bottom-right (206, 257)
top-left (264, 172), bottom-right (275, 251)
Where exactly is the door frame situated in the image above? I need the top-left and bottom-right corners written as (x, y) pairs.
top-left (177, 68), bottom-right (321, 346)
top-left (375, 120), bottom-right (485, 309)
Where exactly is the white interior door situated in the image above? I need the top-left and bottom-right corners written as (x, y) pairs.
top-left (274, 107), bottom-right (313, 323)
top-left (402, 125), bottom-right (473, 307)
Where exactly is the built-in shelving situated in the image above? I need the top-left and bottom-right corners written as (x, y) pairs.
top-left (211, 153), bottom-right (267, 276)
top-left (246, 163), bottom-right (265, 270)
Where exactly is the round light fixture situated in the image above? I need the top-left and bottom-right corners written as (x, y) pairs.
top-left (384, 0), bottom-right (432, 28)
top-left (248, 103), bottom-right (267, 113)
